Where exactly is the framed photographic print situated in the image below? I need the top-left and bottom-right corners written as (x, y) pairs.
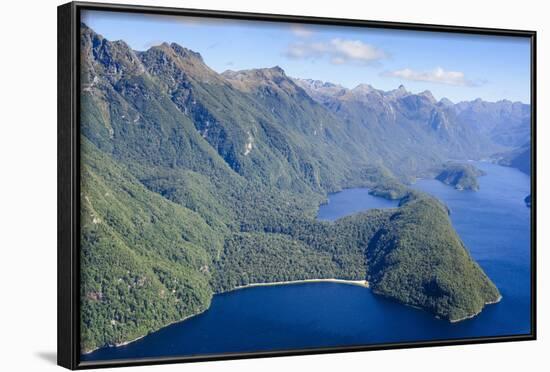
top-left (57, 1), bottom-right (536, 369)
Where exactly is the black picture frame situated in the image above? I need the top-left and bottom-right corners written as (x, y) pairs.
top-left (58, 1), bottom-right (537, 369)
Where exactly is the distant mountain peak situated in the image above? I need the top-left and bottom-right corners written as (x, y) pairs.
top-left (261, 65), bottom-right (288, 77)
top-left (169, 42), bottom-right (204, 62)
top-left (439, 97), bottom-right (454, 106)
top-left (292, 78), bottom-right (348, 103)
top-left (137, 41), bottom-right (221, 83)
top-left (346, 83), bottom-right (384, 101)
top-left (269, 65), bottom-right (286, 74)
top-left (222, 66), bottom-right (301, 93)
top-left (418, 90), bottom-right (436, 103)
top-left (384, 84), bottom-right (410, 99)
top-left (352, 83), bottom-right (376, 93)
top-left (81, 23), bottom-right (145, 81)
top-left (148, 42), bottom-right (205, 66)
top-left (222, 66), bottom-right (287, 81)
top-left (81, 21), bottom-right (101, 41)
top-left (294, 78), bottom-right (344, 90)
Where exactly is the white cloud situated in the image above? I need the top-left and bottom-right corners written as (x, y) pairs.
top-left (290, 25), bottom-right (314, 38)
top-left (285, 38), bottom-right (387, 65)
top-left (383, 67), bottom-right (482, 87)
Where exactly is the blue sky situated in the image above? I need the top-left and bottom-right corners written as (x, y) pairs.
top-left (82, 10), bottom-right (531, 103)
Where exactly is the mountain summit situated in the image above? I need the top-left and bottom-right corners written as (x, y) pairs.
top-left (222, 66), bottom-right (292, 92)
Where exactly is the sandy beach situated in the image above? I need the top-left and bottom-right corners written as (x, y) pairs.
top-left (231, 278), bottom-right (370, 291)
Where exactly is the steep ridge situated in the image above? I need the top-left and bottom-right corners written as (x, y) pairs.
top-left (138, 44), bottom-right (370, 194)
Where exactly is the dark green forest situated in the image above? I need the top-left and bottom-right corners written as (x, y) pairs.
top-left (433, 163), bottom-right (486, 191)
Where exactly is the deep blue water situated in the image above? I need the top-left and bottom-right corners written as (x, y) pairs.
top-left (82, 162), bottom-right (531, 362)
top-left (317, 187), bottom-right (399, 221)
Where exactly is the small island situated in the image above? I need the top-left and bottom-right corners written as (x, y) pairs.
top-left (435, 163), bottom-right (486, 191)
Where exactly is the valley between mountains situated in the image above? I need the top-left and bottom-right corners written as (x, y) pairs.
top-left (79, 23), bottom-right (530, 353)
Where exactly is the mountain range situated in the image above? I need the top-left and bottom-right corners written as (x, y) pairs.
top-left (295, 78), bottom-right (529, 177)
top-left (79, 23), bottom-right (528, 353)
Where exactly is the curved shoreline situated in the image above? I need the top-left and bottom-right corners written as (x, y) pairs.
top-left (83, 280), bottom-right (499, 355)
top-left (82, 308), bottom-right (208, 355)
top-left (450, 295), bottom-right (503, 323)
top-left (230, 278), bottom-right (370, 291)
top-left (82, 278), bottom-right (370, 355)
